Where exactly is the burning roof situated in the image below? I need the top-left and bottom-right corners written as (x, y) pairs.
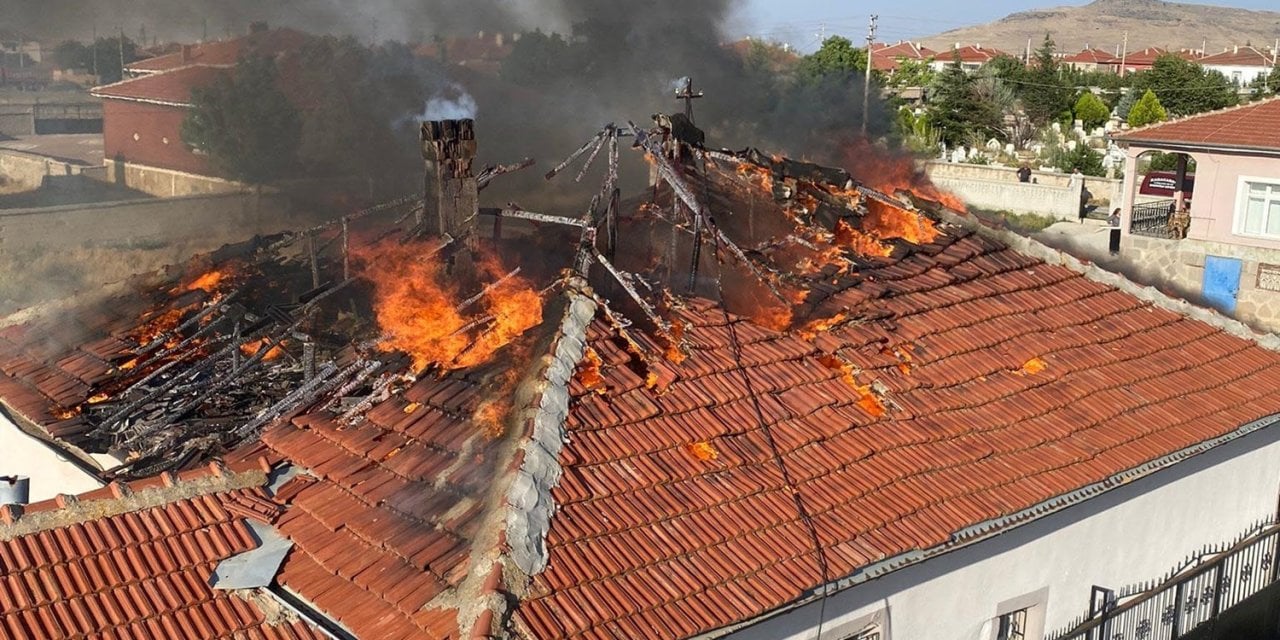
top-left (4, 116), bottom-right (1280, 639)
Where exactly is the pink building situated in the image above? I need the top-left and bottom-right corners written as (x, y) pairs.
top-left (1114, 97), bottom-right (1280, 329)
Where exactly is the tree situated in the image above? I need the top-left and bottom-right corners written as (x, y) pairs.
top-left (1074, 92), bottom-right (1110, 130)
top-left (181, 55), bottom-right (301, 184)
top-left (928, 57), bottom-right (1001, 147)
top-left (889, 58), bottom-right (936, 88)
top-left (1052, 144), bottom-right (1106, 177)
top-left (1127, 89), bottom-right (1168, 128)
top-left (986, 54), bottom-right (1028, 84)
top-left (500, 30), bottom-right (572, 87)
top-left (1021, 34), bottom-right (1072, 126)
top-left (799, 36), bottom-right (868, 82)
top-left (1115, 88), bottom-right (1138, 121)
top-left (1129, 54), bottom-right (1236, 116)
top-left (50, 37), bottom-right (138, 83)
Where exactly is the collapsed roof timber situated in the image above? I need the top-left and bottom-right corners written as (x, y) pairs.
top-left (4, 113), bottom-right (1280, 639)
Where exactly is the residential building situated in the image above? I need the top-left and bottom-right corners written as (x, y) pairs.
top-left (1200, 45), bottom-right (1276, 89)
top-left (931, 44), bottom-right (1007, 72)
top-left (413, 31), bottom-right (518, 75)
top-left (1062, 47), bottom-right (1120, 73)
top-left (0, 29), bottom-right (40, 66)
top-left (1116, 46), bottom-right (1168, 75)
top-left (89, 26), bottom-right (307, 195)
top-left (3, 121), bottom-right (1280, 639)
top-left (870, 41), bottom-right (937, 74)
top-left (1115, 96), bottom-right (1280, 332)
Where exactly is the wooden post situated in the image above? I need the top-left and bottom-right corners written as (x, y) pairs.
top-left (307, 231), bottom-right (320, 289)
top-left (341, 217), bottom-right (350, 281)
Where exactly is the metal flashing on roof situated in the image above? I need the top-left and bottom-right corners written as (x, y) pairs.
top-left (209, 518), bottom-right (294, 590)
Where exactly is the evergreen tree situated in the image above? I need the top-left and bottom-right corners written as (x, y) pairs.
top-left (1021, 34), bottom-right (1072, 126)
top-left (181, 55), bottom-right (301, 184)
top-left (1128, 55), bottom-right (1236, 116)
top-left (1073, 92), bottom-right (1110, 130)
top-left (928, 57), bottom-right (994, 147)
top-left (1115, 88), bottom-right (1138, 121)
top-left (1127, 89), bottom-right (1169, 128)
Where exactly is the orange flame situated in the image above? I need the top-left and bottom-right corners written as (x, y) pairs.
top-left (186, 269), bottom-right (227, 293)
top-left (839, 138), bottom-right (967, 213)
top-left (834, 219), bottom-right (893, 258)
top-left (132, 309), bottom-right (185, 346)
top-left (818, 353), bottom-right (886, 418)
top-left (664, 320), bottom-right (688, 364)
top-left (685, 441), bottom-right (719, 462)
top-left (240, 339), bottom-right (285, 361)
top-left (87, 393), bottom-right (110, 405)
top-left (577, 347), bottom-right (607, 393)
top-left (800, 312), bottom-right (847, 341)
top-left (1021, 357), bottom-right (1047, 375)
top-left (355, 238), bottom-right (543, 371)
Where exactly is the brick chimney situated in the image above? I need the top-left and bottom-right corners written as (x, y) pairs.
top-left (421, 119), bottom-right (479, 242)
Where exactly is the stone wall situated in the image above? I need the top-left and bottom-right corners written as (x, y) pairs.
top-left (1121, 234), bottom-right (1280, 333)
top-left (924, 161), bottom-right (1123, 214)
top-left (102, 159), bottom-right (247, 198)
top-left (0, 149), bottom-right (84, 194)
top-left (0, 104), bottom-right (34, 137)
top-left (0, 190), bottom-right (320, 314)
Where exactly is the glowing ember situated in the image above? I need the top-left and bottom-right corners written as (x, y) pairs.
top-left (753, 304), bottom-right (792, 332)
top-left (818, 353), bottom-right (886, 418)
top-left (685, 441), bottom-right (719, 462)
top-left (87, 394), bottom-right (110, 405)
top-left (403, 402), bottom-right (422, 414)
top-left (475, 400), bottom-right (507, 439)
top-left (186, 269), bottom-right (228, 293)
top-left (664, 320), bottom-right (687, 364)
top-left (118, 358), bottom-right (140, 371)
top-left (863, 200), bottom-right (939, 245)
top-left (132, 309), bottom-right (185, 347)
top-left (51, 406), bottom-right (80, 420)
top-left (839, 139), bottom-right (967, 213)
top-left (239, 339), bottom-right (285, 361)
top-left (1021, 357), bottom-right (1048, 375)
top-left (800, 312), bottom-right (848, 341)
top-left (355, 238), bottom-right (543, 371)
top-left (577, 347), bottom-right (606, 393)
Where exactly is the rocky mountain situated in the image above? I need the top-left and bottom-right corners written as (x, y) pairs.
top-left (920, 0), bottom-right (1280, 58)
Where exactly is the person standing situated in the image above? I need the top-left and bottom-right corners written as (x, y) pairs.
top-left (1017, 164), bottom-right (1032, 183)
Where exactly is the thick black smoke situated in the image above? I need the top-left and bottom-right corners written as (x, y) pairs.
top-left (5, 0), bottom-right (890, 205)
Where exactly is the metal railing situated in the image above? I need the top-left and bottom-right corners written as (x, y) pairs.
top-left (1130, 199), bottom-right (1177, 239)
top-left (1048, 520), bottom-right (1280, 640)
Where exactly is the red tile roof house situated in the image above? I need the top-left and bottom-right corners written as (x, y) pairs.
top-left (88, 26), bottom-right (310, 197)
top-left (869, 42), bottom-right (938, 74)
top-left (1199, 45), bottom-right (1277, 91)
top-left (1062, 48), bottom-right (1120, 73)
top-left (1113, 97), bottom-right (1280, 333)
top-left (929, 44), bottom-right (1007, 73)
top-left (5, 120), bottom-right (1280, 640)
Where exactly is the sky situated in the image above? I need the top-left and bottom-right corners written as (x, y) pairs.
top-left (733, 0), bottom-right (1279, 53)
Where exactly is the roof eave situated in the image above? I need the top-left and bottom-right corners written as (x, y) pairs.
top-left (701, 409), bottom-right (1280, 639)
top-left (1113, 137), bottom-right (1280, 158)
top-left (89, 92), bottom-right (193, 109)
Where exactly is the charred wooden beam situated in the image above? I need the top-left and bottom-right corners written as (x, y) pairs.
top-left (457, 267), bottom-right (522, 313)
top-left (322, 359), bottom-right (386, 413)
top-left (478, 207), bottom-right (588, 228)
top-left (595, 253), bottom-right (670, 333)
top-left (574, 133), bottom-right (609, 183)
top-left (477, 157), bottom-right (535, 191)
top-left (545, 127), bottom-right (610, 181)
top-left (341, 217), bottom-right (350, 281)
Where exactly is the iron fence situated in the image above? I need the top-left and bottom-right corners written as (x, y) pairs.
top-left (1129, 199), bottom-right (1177, 239)
top-left (1048, 520), bottom-right (1280, 640)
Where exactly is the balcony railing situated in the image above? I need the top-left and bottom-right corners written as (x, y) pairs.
top-left (1048, 520), bottom-right (1280, 640)
top-left (1130, 199), bottom-right (1177, 239)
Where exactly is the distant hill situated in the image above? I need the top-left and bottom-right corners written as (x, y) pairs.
top-left (920, 0), bottom-right (1280, 59)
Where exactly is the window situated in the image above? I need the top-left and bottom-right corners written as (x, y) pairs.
top-left (1235, 178), bottom-right (1280, 238)
top-left (996, 609), bottom-right (1028, 640)
top-left (1232, 71), bottom-right (1243, 85)
top-left (841, 627), bottom-right (881, 640)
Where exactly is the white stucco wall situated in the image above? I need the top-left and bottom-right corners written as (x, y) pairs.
top-left (0, 413), bottom-right (108, 502)
top-left (724, 421), bottom-right (1280, 640)
top-left (1204, 64), bottom-right (1271, 88)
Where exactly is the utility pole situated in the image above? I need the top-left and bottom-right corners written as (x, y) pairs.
top-left (862, 14), bottom-right (878, 137)
top-left (1119, 31), bottom-right (1129, 77)
top-left (92, 24), bottom-right (98, 81)
top-left (118, 26), bottom-right (126, 78)
top-left (202, 18), bottom-right (208, 42)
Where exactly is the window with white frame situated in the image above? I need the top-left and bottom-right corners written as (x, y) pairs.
top-left (1235, 179), bottom-right (1280, 238)
top-left (996, 609), bottom-right (1028, 640)
top-left (839, 627), bottom-right (881, 640)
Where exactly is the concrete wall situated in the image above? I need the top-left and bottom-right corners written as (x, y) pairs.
top-left (0, 148), bottom-right (84, 193)
top-left (103, 158), bottom-right (247, 198)
top-left (924, 161), bottom-right (1122, 220)
top-left (0, 413), bottom-right (107, 502)
top-left (0, 103), bottom-right (34, 136)
top-left (0, 190), bottom-right (288, 256)
top-left (726, 422), bottom-right (1280, 640)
